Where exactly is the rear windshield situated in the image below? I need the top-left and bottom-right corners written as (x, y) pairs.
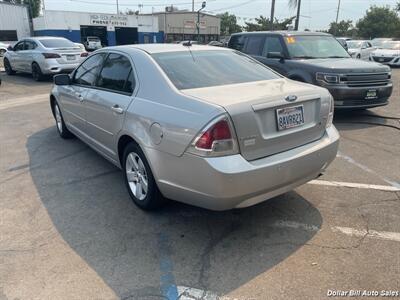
top-left (39, 38), bottom-right (76, 48)
top-left (152, 50), bottom-right (280, 90)
top-left (88, 37), bottom-right (100, 42)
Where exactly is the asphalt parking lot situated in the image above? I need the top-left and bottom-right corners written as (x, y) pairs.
top-left (0, 66), bottom-right (399, 300)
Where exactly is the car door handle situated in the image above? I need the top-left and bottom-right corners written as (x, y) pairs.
top-left (111, 105), bottom-right (124, 114)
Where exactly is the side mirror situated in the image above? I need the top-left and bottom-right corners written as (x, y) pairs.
top-left (267, 52), bottom-right (285, 61)
top-left (7, 45), bottom-right (13, 51)
top-left (54, 74), bottom-right (71, 86)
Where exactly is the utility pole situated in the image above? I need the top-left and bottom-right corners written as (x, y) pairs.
top-left (335, 0), bottom-right (341, 23)
top-left (294, 0), bottom-right (302, 30)
top-left (116, 0), bottom-right (119, 15)
top-left (270, 0), bottom-right (276, 30)
top-left (192, 0), bottom-right (195, 12)
top-left (197, 1), bottom-right (206, 43)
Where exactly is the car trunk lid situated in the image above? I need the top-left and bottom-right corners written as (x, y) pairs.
top-left (48, 47), bottom-right (83, 64)
top-left (182, 79), bottom-right (328, 161)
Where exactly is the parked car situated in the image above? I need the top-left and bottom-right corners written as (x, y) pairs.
top-left (228, 31), bottom-right (393, 109)
top-left (369, 41), bottom-right (400, 66)
top-left (84, 36), bottom-right (102, 51)
top-left (346, 40), bottom-right (374, 60)
top-left (0, 42), bottom-right (9, 57)
top-left (3, 37), bottom-right (88, 81)
top-left (50, 44), bottom-right (339, 211)
top-left (208, 41), bottom-right (224, 47)
top-left (371, 38), bottom-right (394, 48)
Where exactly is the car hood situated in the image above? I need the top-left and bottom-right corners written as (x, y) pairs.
top-left (295, 58), bottom-right (389, 73)
top-left (372, 49), bottom-right (400, 56)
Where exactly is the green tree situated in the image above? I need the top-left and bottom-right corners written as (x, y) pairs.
top-left (356, 6), bottom-right (400, 38)
top-left (243, 15), bottom-right (295, 32)
top-left (2, 0), bottom-right (41, 18)
top-left (217, 12), bottom-right (242, 35)
top-left (328, 20), bottom-right (356, 37)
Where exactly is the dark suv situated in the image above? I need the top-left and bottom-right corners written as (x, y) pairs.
top-left (228, 31), bottom-right (393, 109)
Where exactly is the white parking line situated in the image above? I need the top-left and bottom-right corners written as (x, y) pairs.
top-left (0, 94), bottom-right (48, 110)
top-left (271, 221), bottom-right (400, 243)
top-left (337, 152), bottom-right (400, 189)
top-left (308, 180), bottom-right (400, 192)
top-left (333, 227), bottom-right (400, 243)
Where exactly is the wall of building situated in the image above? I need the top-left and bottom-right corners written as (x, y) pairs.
top-left (33, 10), bottom-right (162, 45)
top-left (0, 2), bottom-right (31, 42)
top-left (155, 12), bottom-right (220, 43)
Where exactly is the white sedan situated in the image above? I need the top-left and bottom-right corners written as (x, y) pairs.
top-left (347, 40), bottom-right (374, 60)
top-left (369, 41), bottom-right (400, 66)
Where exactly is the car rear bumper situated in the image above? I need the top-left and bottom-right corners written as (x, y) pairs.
top-left (322, 83), bottom-right (393, 109)
top-left (41, 59), bottom-right (81, 75)
top-left (146, 126), bottom-right (339, 211)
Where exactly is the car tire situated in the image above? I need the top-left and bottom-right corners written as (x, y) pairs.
top-left (4, 58), bottom-right (15, 75)
top-left (356, 54), bottom-right (361, 59)
top-left (32, 63), bottom-right (45, 81)
top-left (53, 101), bottom-right (74, 139)
top-left (123, 142), bottom-right (165, 210)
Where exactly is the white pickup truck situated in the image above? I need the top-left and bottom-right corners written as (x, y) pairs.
top-left (84, 36), bottom-right (102, 51)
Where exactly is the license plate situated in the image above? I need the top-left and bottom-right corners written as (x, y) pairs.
top-left (276, 105), bottom-right (305, 131)
top-left (66, 55), bottom-right (75, 61)
top-left (365, 90), bottom-right (377, 100)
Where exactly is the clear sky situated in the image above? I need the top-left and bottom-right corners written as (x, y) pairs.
top-left (43, 0), bottom-right (398, 30)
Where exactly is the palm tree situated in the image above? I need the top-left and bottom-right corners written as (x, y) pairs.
top-left (289, 0), bottom-right (302, 30)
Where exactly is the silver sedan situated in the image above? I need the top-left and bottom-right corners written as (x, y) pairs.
top-left (4, 36), bottom-right (88, 81)
top-left (50, 44), bottom-right (339, 211)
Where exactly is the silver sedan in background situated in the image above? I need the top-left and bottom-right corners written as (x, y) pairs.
top-left (50, 44), bottom-right (339, 211)
top-left (4, 36), bottom-right (88, 81)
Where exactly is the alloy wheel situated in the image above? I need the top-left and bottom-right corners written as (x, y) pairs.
top-left (125, 152), bottom-right (148, 201)
top-left (54, 104), bottom-right (63, 134)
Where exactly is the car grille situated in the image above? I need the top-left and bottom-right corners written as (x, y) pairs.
top-left (339, 72), bottom-right (391, 87)
top-left (372, 56), bottom-right (393, 63)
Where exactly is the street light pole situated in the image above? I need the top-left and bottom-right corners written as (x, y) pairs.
top-left (294, 0), bottom-right (302, 30)
top-left (197, 1), bottom-right (206, 43)
top-left (116, 0), bottom-right (119, 15)
top-left (335, 0), bottom-right (341, 24)
top-left (270, 0), bottom-right (276, 30)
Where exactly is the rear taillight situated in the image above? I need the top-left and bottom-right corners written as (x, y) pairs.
top-left (187, 115), bottom-right (239, 157)
top-left (81, 52), bottom-right (89, 57)
top-left (42, 53), bottom-right (61, 59)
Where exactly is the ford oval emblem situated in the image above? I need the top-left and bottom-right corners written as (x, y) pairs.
top-left (285, 95), bottom-right (297, 102)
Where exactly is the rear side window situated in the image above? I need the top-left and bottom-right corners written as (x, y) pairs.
top-left (262, 36), bottom-right (284, 56)
top-left (245, 36), bottom-right (265, 55)
top-left (73, 53), bottom-right (105, 86)
top-left (96, 53), bottom-right (134, 94)
top-left (228, 35), bottom-right (247, 51)
top-left (14, 42), bottom-right (25, 51)
top-left (24, 41), bottom-right (37, 50)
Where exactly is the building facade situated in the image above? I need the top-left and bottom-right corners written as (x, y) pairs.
top-left (0, 2), bottom-right (31, 42)
top-left (150, 11), bottom-right (220, 43)
top-left (33, 10), bottom-right (162, 46)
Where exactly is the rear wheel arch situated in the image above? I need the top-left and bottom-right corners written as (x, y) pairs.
top-left (118, 135), bottom-right (140, 166)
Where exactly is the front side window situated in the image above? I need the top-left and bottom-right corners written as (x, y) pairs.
top-left (25, 41), bottom-right (37, 50)
top-left (285, 35), bottom-right (350, 59)
top-left (262, 36), bottom-right (284, 56)
top-left (245, 36), bottom-right (265, 55)
top-left (152, 50), bottom-right (280, 90)
top-left (73, 53), bottom-right (105, 86)
top-left (14, 42), bottom-right (25, 51)
top-left (96, 53), bottom-right (134, 94)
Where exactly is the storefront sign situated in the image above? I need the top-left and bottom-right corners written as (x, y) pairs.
top-left (90, 14), bottom-right (128, 27)
top-left (184, 20), bottom-right (206, 29)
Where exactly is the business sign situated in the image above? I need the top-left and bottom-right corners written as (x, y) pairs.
top-left (184, 20), bottom-right (206, 29)
top-left (90, 14), bottom-right (128, 27)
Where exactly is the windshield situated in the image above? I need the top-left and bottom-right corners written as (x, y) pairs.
top-left (152, 50), bottom-right (280, 90)
top-left (347, 41), bottom-right (363, 48)
top-left (381, 42), bottom-right (400, 50)
top-left (285, 35), bottom-right (350, 59)
top-left (39, 38), bottom-right (76, 48)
